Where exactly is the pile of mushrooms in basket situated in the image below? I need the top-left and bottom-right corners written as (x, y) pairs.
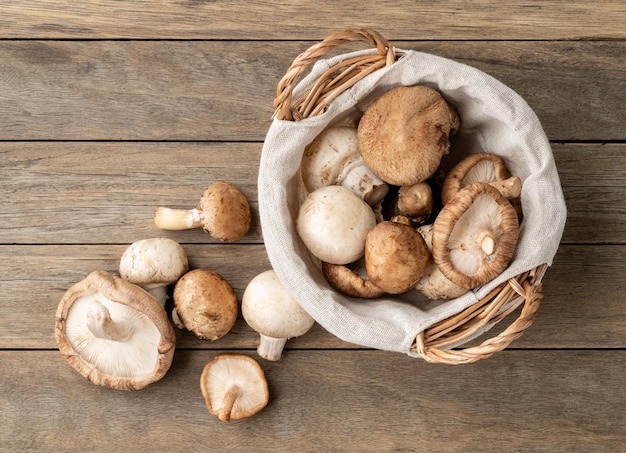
top-left (297, 84), bottom-right (523, 301)
top-left (53, 181), bottom-right (315, 422)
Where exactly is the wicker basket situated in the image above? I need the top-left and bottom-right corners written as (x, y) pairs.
top-left (263, 28), bottom-right (561, 365)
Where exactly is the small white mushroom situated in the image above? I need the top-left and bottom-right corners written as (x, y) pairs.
top-left (301, 126), bottom-right (389, 206)
top-left (54, 271), bottom-right (176, 391)
top-left (242, 270), bottom-right (315, 361)
top-left (200, 354), bottom-right (269, 422)
top-left (297, 185), bottom-right (377, 265)
top-left (119, 238), bottom-right (188, 306)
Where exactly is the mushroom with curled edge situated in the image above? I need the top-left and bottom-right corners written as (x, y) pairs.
top-left (441, 152), bottom-right (522, 205)
top-left (171, 269), bottom-right (238, 341)
top-left (54, 271), bottom-right (176, 391)
top-left (322, 259), bottom-right (386, 299)
top-left (414, 224), bottom-right (469, 300)
top-left (301, 126), bottom-right (389, 206)
top-left (358, 85), bottom-right (460, 186)
top-left (296, 185), bottom-right (377, 265)
top-left (242, 270), bottom-right (315, 361)
top-left (154, 181), bottom-right (251, 242)
top-left (432, 183), bottom-right (520, 289)
top-left (364, 220), bottom-right (431, 294)
top-left (119, 237), bottom-right (188, 306)
top-left (200, 354), bottom-right (269, 422)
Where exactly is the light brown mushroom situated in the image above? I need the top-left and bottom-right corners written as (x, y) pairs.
top-left (357, 85), bottom-right (460, 186)
top-left (200, 354), bottom-right (269, 422)
top-left (364, 221), bottom-right (430, 294)
top-left (441, 152), bottom-right (522, 205)
top-left (154, 181), bottom-right (251, 242)
top-left (397, 181), bottom-right (434, 224)
top-left (432, 183), bottom-right (520, 289)
top-left (55, 271), bottom-right (176, 391)
top-left (172, 269), bottom-right (238, 341)
top-left (322, 260), bottom-right (386, 299)
top-left (414, 224), bottom-right (469, 300)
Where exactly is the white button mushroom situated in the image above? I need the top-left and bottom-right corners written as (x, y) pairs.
top-left (119, 237), bottom-right (189, 306)
top-left (154, 181), bottom-right (251, 242)
top-left (200, 354), bottom-right (269, 422)
top-left (54, 271), bottom-right (176, 391)
top-left (296, 185), bottom-right (377, 265)
top-left (242, 270), bottom-right (315, 361)
top-left (301, 126), bottom-right (389, 206)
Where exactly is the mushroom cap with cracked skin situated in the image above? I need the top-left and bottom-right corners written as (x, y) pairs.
top-left (197, 181), bottom-right (251, 242)
top-left (432, 183), bottom-right (520, 289)
top-left (357, 85), bottom-right (460, 186)
top-left (119, 237), bottom-right (188, 287)
top-left (173, 269), bottom-right (238, 341)
top-left (441, 152), bottom-right (514, 205)
top-left (365, 221), bottom-right (431, 294)
top-left (200, 354), bottom-right (269, 422)
top-left (54, 270), bottom-right (176, 391)
top-left (296, 185), bottom-right (377, 265)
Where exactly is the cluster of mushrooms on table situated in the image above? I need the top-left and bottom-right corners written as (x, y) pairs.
top-left (55, 181), bottom-right (313, 422)
top-left (54, 84), bottom-right (523, 423)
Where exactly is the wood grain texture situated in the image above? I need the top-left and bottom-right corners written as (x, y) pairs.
top-left (1, 350), bottom-right (624, 452)
top-left (1, 143), bottom-right (624, 245)
top-left (0, 41), bottom-right (624, 141)
top-left (0, 1), bottom-right (624, 40)
top-left (0, 244), bottom-right (623, 350)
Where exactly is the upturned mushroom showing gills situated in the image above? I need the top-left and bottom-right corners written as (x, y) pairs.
top-left (200, 354), bottom-right (269, 422)
top-left (364, 221), bottom-right (430, 294)
top-left (242, 270), bottom-right (315, 361)
top-left (296, 185), bottom-right (377, 265)
top-left (119, 237), bottom-right (188, 306)
top-left (441, 152), bottom-right (522, 205)
top-left (357, 85), bottom-right (460, 186)
top-left (154, 181), bottom-right (251, 242)
top-left (172, 269), bottom-right (238, 341)
top-left (54, 271), bottom-right (176, 391)
top-left (301, 126), bottom-right (389, 206)
top-left (432, 183), bottom-right (520, 289)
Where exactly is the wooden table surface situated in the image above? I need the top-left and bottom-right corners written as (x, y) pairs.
top-left (1, 2), bottom-right (625, 452)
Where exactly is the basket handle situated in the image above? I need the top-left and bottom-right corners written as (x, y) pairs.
top-left (273, 28), bottom-right (400, 121)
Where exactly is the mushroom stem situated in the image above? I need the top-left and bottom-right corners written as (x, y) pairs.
top-left (86, 299), bottom-right (134, 342)
top-left (142, 283), bottom-right (169, 306)
top-left (218, 385), bottom-right (241, 422)
top-left (480, 233), bottom-right (496, 256)
top-left (257, 334), bottom-right (288, 361)
top-left (154, 207), bottom-right (202, 230)
top-left (489, 176), bottom-right (522, 200)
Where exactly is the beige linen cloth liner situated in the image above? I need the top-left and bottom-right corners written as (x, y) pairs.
top-left (258, 48), bottom-right (567, 357)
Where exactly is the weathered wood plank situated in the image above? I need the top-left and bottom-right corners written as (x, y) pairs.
top-left (1, 350), bottom-right (624, 452)
top-left (0, 1), bottom-right (624, 40)
top-left (0, 41), bottom-right (624, 141)
top-left (0, 244), bottom-right (623, 350)
top-left (1, 143), bottom-right (624, 245)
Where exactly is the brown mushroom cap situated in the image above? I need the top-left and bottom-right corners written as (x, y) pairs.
top-left (441, 152), bottom-right (521, 205)
top-left (322, 260), bottom-right (386, 299)
top-left (397, 181), bottom-right (434, 224)
top-left (432, 183), bottom-right (520, 289)
top-left (173, 269), bottom-right (238, 341)
top-left (365, 221), bottom-right (430, 294)
top-left (357, 85), bottom-right (460, 186)
top-left (200, 354), bottom-right (269, 422)
top-left (197, 181), bottom-right (251, 242)
top-left (54, 270), bottom-right (176, 391)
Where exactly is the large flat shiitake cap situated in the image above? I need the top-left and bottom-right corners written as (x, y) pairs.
top-left (54, 271), bottom-right (176, 391)
top-left (358, 85), bottom-right (460, 186)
